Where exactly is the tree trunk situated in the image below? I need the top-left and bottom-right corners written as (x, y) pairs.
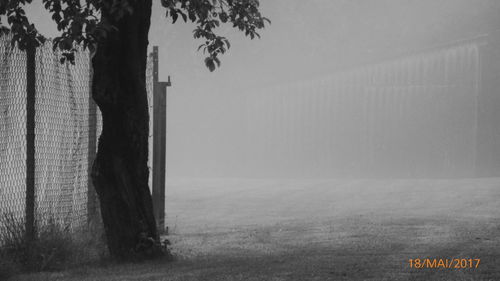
top-left (90, 0), bottom-right (159, 259)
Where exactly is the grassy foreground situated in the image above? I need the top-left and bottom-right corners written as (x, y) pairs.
top-left (12, 178), bottom-right (500, 280)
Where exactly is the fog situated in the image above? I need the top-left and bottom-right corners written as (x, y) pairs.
top-left (26, 0), bottom-right (500, 178)
top-left (151, 0), bottom-right (500, 178)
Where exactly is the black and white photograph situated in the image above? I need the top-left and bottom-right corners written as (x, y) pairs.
top-left (1, 0), bottom-right (500, 280)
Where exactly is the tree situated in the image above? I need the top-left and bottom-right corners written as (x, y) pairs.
top-left (0, 0), bottom-right (269, 259)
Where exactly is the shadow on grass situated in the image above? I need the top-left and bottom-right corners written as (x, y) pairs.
top-left (12, 214), bottom-right (500, 281)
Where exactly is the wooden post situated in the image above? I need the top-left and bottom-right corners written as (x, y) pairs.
top-left (152, 46), bottom-right (170, 233)
top-left (25, 44), bottom-right (36, 245)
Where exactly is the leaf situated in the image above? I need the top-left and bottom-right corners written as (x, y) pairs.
top-left (219, 12), bottom-right (228, 23)
top-left (188, 11), bottom-right (196, 22)
top-left (178, 10), bottom-right (187, 22)
top-left (204, 57), bottom-right (215, 72)
top-left (51, 12), bottom-right (61, 23)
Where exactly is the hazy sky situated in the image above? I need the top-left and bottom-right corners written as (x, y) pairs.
top-left (26, 1), bottom-right (500, 93)
top-left (23, 1), bottom-right (500, 177)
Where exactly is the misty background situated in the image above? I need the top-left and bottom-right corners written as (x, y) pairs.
top-left (27, 0), bottom-right (500, 178)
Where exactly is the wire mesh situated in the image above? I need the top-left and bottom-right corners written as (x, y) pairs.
top-left (0, 34), bottom-right (156, 238)
top-left (0, 34), bottom-right (27, 225)
top-left (34, 41), bottom-right (92, 229)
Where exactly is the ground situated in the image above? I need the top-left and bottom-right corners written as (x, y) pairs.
top-left (13, 178), bottom-right (500, 280)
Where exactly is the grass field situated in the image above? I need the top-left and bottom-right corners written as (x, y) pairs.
top-left (13, 178), bottom-right (500, 280)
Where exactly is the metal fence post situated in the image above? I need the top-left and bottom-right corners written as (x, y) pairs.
top-left (25, 44), bottom-right (36, 244)
top-left (87, 61), bottom-right (98, 225)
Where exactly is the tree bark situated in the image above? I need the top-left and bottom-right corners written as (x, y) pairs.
top-left (90, 0), bottom-right (159, 259)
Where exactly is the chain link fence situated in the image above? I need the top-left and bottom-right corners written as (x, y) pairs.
top-left (0, 35), bottom-right (27, 226)
top-left (0, 34), bottom-right (157, 238)
top-left (245, 38), bottom-right (486, 178)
